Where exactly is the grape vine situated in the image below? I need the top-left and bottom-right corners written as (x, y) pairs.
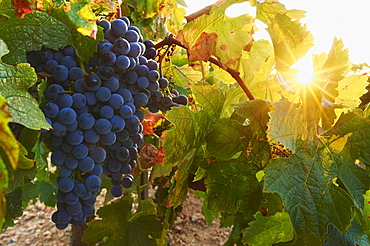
top-left (0, 0), bottom-right (369, 246)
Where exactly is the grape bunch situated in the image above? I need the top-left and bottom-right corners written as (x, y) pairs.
top-left (30, 16), bottom-right (188, 230)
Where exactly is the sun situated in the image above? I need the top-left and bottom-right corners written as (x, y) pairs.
top-left (294, 60), bottom-right (314, 85)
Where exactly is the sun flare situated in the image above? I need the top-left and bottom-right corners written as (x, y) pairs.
top-left (295, 64), bottom-right (314, 85)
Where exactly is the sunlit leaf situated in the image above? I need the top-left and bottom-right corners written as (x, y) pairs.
top-left (266, 13), bottom-right (314, 72)
top-left (242, 211), bottom-right (294, 246)
top-left (177, 0), bottom-right (254, 67)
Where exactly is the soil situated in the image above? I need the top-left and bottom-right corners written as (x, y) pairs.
top-left (0, 189), bottom-right (231, 246)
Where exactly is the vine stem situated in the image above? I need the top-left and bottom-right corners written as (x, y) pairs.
top-left (155, 34), bottom-right (255, 100)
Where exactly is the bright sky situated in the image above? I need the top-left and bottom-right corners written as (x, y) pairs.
top-left (184, 0), bottom-right (370, 65)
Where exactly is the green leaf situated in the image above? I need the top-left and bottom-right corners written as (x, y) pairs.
top-left (267, 100), bottom-right (317, 153)
top-left (32, 138), bottom-right (49, 169)
top-left (0, 9), bottom-right (102, 64)
top-left (164, 83), bottom-right (224, 166)
top-left (17, 141), bottom-right (35, 169)
top-left (242, 212), bottom-right (294, 246)
top-left (233, 99), bottom-right (273, 137)
top-left (163, 65), bottom-right (203, 90)
top-left (82, 197), bottom-right (163, 246)
top-left (47, 1), bottom-right (98, 38)
top-left (192, 83), bottom-right (226, 123)
top-left (328, 110), bottom-right (370, 164)
top-left (266, 13), bottom-right (314, 72)
top-left (239, 39), bottom-right (275, 92)
top-left (324, 222), bottom-right (369, 246)
top-left (205, 118), bottom-right (251, 160)
top-left (264, 145), bottom-right (367, 244)
top-left (204, 150), bottom-right (266, 219)
top-left (7, 168), bottom-right (36, 194)
top-left (4, 188), bottom-right (22, 229)
top-left (36, 180), bottom-right (57, 207)
top-left (177, 0), bottom-right (254, 67)
top-left (166, 149), bottom-right (196, 208)
top-left (0, 39), bottom-right (50, 130)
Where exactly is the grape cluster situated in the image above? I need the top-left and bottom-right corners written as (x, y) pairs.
top-left (30, 16), bottom-right (188, 229)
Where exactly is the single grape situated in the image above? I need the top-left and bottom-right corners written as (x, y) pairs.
top-left (116, 129), bottom-right (130, 142)
top-left (78, 157), bottom-right (95, 172)
top-left (82, 205), bottom-right (95, 217)
top-left (85, 175), bottom-right (102, 192)
top-left (127, 42), bottom-right (142, 58)
top-left (63, 45), bottom-right (76, 58)
top-left (90, 147), bottom-right (106, 163)
top-left (84, 74), bottom-right (101, 91)
top-left (174, 94), bottom-right (188, 106)
top-left (108, 159), bottom-right (122, 172)
top-left (53, 93), bottom-right (73, 109)
top-left (104, 29), bottom-right (119, 43)
top-left (43, 102), bottom-right (59, 119)
top-left (60, 56), bottom-right (77, 69)
top-left (52, 65), bottom-right (69, 82)
top-left (120, 163), bottom-right (132, 174)
top-left (147, 60), bottom-right (159, 71)
top-left (45, 84), bottom-right (65, 100)
top-left (97, 65), bottom-right (114, 80)
top-left (58, 107), bottom-right (77, 125)
top-left (97, 19), bottom-right (111, 32)
top-left (69, 67), bottom-right (84, 81)
top-left (111, 185), bottom-right (123, 197)
top-left (84, 128), bottom-right (100, 144)
top-left (119, 105), bottom-right (133, 119)
top-left (73, 79), bottom-right (87, 93)
top-left (158, 77), bottom-right (169, 89)
top-left (99, 105), bottom-right (114, 119)
top-left (111, 19), bottom-right (128, 36)
top-left (121, 176), bottom-right (133, 188)
top-left (144, 47), bottom-right (157, 59)
top-left (161, 96), bottom-right (173, 107)
top-left (134, 92), bottom-right (149, 107)
top-left (96, 87), bottom-right (111, 102)
top-left (103, 77), bottom-right (119, 92)
top-left (99, 51), bottom-right (116, 66)
top-left (66, 129), bottom-right (84, 146)
top-left (110, 115), bottom-right (125, 132)
top-left (124, 30), bottom-right (139, 42)
top-left (116, 55), bottom-right (130, 70)
top-left (58, 177), bottom-right (75, 193)
top-left (45, 60), bottom-right (58, 74)
top-left (119, 16), bottom-right (130, 26)
top-left (72, 93), bottom-right (86, 109)
top-left (109, 94), bottom-right (124, 109)
top-left (94, 118), bottom-right (112, 135)
top-left (100, 131), bottom-right (116, 145)
top-left (84, 91), bottom-right (97, 106)
top-left (72, 144), bottom-right (89, 160)
top-left (99, 42), bottom-right (114, 55)
top-left (89, 164), bottom-right (103, 176)
top-left (114, 38), bottom-right (130, 55)
top-left (116, 146), bottom-right (130, 162)
top-left (65, 157), bottom-right (79, 170)
top-left (65, 192), bottom-right (79, 205)
top-left (51, 150), bottom-right (66, 166)
top-left (51, 170), bottom-right (64, 182)
top-left (147, 70), bottom-right (159, 82)
top-left (144, 39), bottom-right (155, 49)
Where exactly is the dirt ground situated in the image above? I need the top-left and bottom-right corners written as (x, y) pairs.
top-left (0, 189), bottom-right (231, 246)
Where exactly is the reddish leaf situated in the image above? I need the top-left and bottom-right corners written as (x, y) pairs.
top-left (141, 119), bottom-right (154, 135)
top-left (150, 146), bottom-right (164, 164)
top-left (12, 0), bottom-right (35, 18)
